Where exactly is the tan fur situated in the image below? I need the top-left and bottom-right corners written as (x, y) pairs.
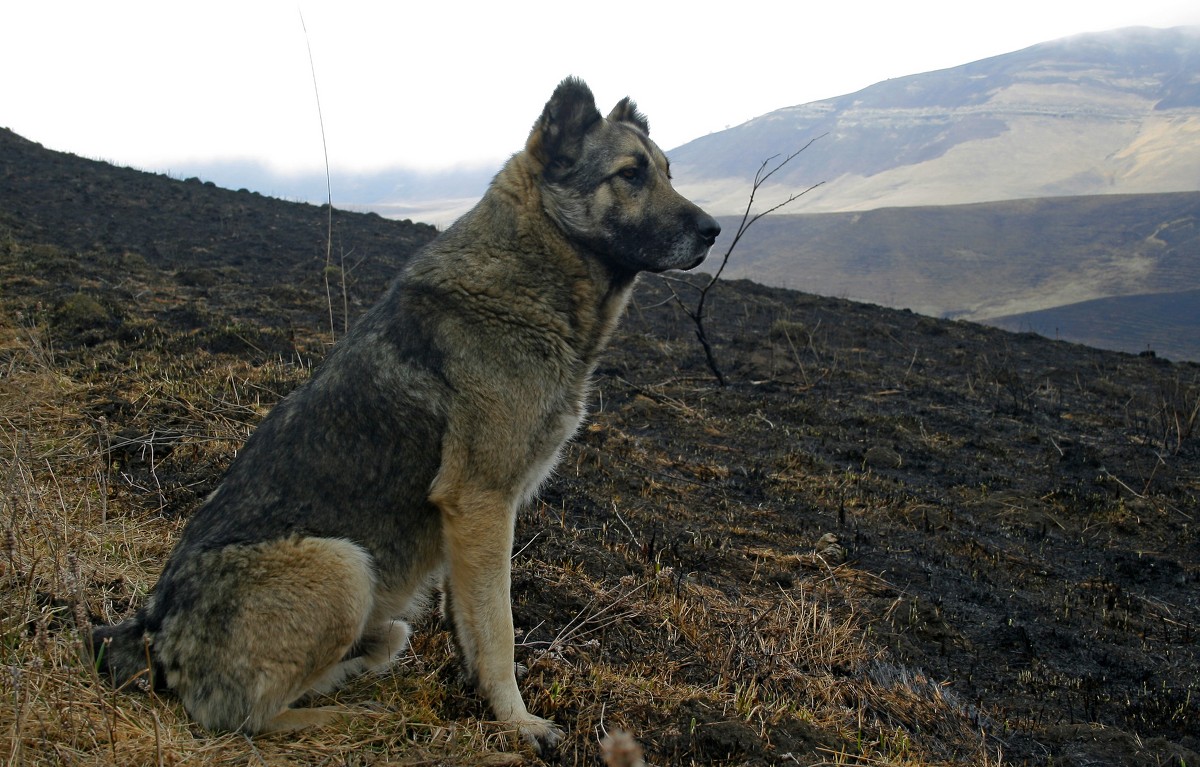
top-left (157, 537), bottom-right (377, 733)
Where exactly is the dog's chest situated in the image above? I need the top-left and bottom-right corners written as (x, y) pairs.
top-left (519, 279), bottom-right (632, 499)
top-left (516, 385), bottom-right (587, 507)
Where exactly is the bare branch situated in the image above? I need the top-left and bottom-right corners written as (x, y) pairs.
top-left (670, 135), bottom-right (826, 385)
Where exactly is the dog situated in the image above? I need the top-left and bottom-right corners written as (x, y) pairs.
top-left (90, 76), bottom-right (720, 750)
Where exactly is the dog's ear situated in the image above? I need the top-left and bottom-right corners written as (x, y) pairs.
top-left (608, 97), bottom-right (649, 136)
top-left (527, 76), bottom-right (602, 177)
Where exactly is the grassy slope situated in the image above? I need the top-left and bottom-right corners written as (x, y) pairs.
top-left (0, 245), bottom-right (1014, 767)
top-left (2, 130), bottom-right (1199, 766)
top-left (988, 287), bottom-right (1200, 361)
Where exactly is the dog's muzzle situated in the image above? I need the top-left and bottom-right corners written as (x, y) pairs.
top-left (684, 213), bottom-right (721, 269)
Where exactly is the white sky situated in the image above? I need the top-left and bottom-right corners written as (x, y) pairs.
top-left (2, 1), bottom-right (1198, 177)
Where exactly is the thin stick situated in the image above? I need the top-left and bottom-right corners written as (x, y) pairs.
top-left (669, 136), bottom-right (826, 385)
top-left (299, 10), bottom-right (337, 343)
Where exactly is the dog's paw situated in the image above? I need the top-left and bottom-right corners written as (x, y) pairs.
top-left (517, 714), bottom-right (564, 753)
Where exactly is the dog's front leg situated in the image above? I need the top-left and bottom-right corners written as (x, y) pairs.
top-left (437, 488), bottom-right (563, 751)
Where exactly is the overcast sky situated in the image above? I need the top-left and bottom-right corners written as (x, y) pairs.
top-left (3, 1), bottom-right (1198, 179)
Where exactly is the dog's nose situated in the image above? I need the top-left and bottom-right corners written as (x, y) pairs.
top-left (698, 215), bottom-right (721, 246)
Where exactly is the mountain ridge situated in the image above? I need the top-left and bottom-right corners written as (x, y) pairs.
top-left (712, 191), bottom-right (1200, 361)
top-left (672, 26), bottom-right (1200, 214)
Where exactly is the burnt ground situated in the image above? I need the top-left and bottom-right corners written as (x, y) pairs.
top-left (1, 128), bottom-right (1198, 766)
top-left (582, 277), bottom-right (1200, 764)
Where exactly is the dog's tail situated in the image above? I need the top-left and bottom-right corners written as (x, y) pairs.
top-left (89, 614), bottom-right (157, 689)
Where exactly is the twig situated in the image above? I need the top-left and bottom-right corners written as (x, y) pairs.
top-left (299, 10), bottom-right (338, 343)
top-left (670, 135), bottom-right (826, 385)
top-left (519, 580), bottom-right (649, 654)
top-left (611, 500), bottom-right (641, 548)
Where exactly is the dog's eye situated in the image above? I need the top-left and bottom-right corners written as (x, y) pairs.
top-left (618, 167), bottom-right (640, 181)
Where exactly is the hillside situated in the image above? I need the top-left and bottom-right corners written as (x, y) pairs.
top-left (989, 288), bottom-right (1200, 360)
top-left (710, 192), bottom-right (1200, 361)
top-left (672, 26), bottom-right (1200, 215)
top-left (1, 133), bottom-right (1198, 766)
top-left (0, 127), bottom-right (437, 335)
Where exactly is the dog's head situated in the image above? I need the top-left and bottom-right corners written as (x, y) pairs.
top-left (526, 77), bottom-right (720, 274)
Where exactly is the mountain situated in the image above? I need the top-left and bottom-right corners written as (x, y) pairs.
top-left (988, 287), bottom-right (1200, 360)
top-left (672, 26), bottom-right (1200, 215)
top-left (710, 192), bottom-right (1200, 361)
top-left (666, 26), bottom-right (1200, 363)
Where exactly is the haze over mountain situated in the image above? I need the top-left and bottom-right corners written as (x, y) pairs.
top-left (672, 26), bottom-right (1200, 215)
top-left (164, 161), bottom-right (495, 230)
top-left (174, 26), bottom-right (1200, 225)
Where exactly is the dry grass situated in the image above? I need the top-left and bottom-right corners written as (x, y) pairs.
top-left (1, 308), bottom-right (1005, 766)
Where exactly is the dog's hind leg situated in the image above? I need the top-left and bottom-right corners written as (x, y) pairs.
top-left (309, 618), bottom-right (412, 696)
top-left (356, 619), bottom-right (412, 671)
top-left (161, 537), bottom-right (377, 734)
top-left (435, 487), bottom-right (563, 751)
